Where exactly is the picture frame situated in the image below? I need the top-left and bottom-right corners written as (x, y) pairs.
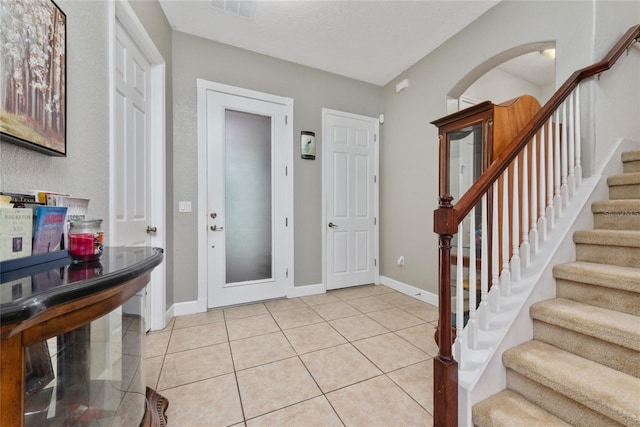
top-left (301, 131), bottom-right (316, 160)
top-left (0, 0), bottom-right (67, 157)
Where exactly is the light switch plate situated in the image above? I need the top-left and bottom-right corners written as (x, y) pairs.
top-left (178, 201), bottom-right (192, 213)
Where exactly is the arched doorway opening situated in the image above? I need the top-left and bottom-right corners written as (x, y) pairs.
top-left (447, 42), bottom-right (556, 114)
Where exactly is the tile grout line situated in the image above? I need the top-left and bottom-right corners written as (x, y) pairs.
top-left (223, 309), bottom-right (249, 425)
top-left (151, 286), bottom-right (437, 425)
top-left (278, 315), bottom-right (348, 427)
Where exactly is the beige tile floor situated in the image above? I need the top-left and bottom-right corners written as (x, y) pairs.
top-left (145, 284), bottom-right (439, 427)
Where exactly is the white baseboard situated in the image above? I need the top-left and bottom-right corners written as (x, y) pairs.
top-left (170, 279), bottom-right (438, 316)
top-left (165, 304), bottom-right (174, 324)
top-left (378, 276), bottom-right (439, 306)
top-left (292, 283), bottom-right (325, 297)
top-left (173, 298), bottom-right (207, 317)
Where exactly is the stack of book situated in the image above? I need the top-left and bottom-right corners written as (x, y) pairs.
top-left (0, 191), bottom-right (90, 262)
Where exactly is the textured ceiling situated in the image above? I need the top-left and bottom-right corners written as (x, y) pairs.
top-left (159, 0), bottom-right (500, 86)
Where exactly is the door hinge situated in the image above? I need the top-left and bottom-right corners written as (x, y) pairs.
top-left (374, 134), bottom-right (377, 142)
top-left (286, 217), bottom-right (288, 227)
top-left (374, 175), bottom-right (377, 183)
top-left (285, 166), bottom-right (288, 176)
top-left (286, 268), bottom-right (289, 278)
top-left (374, 217), bottom-right (377, 226)
top-left (374, 258), bottom-right (377, 267)
top-left (285, 115), bottom-right (288, 125)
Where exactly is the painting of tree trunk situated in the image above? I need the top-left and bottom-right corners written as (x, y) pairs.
top-left (0, 0), bottom-right (66, 156)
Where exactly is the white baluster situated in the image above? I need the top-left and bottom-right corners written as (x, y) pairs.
top-left (561, 101), bottom-right (569, 207)
top-left (479, 194), bottom-right (490, 330)
top-left (490, 181), bottom-right (501, 313)
top-left (575, 88), bottom-right (583, 186)
top-left (467, 207), bottom-right (478, 349)
top-left (521, 147), bottom-right (531, 267)
top-left (511, 159), bottom-right (521, 281)
top-left (539, 127), bottom-right (548, 241)
top-left (454, 223), bottom-right (465, 366)
top-left (530, 134), bottom-right (539, 253)
top-left (568, 91), bottom-right (576, 196)
top-left (546, 117), bottom-right (555, 229)
top-left (554, 111), bottom-right (562, 218)
top-left (501, 170), bottom-right (511, 296)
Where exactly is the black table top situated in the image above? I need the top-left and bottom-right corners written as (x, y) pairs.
top-left (0, 246), bottom-right (163, 325)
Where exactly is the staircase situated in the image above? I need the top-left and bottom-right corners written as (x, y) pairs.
top-left (473, 151), bottom-right (640, 426)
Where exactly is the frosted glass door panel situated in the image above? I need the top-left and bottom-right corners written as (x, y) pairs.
top-left (225, 110), bottom-right (273, 284)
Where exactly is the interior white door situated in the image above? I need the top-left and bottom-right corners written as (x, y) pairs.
top-left (325, 110), bottom-right (378, 290)
top-left (206, 89), bottom-right (290, 308)
top-left (114, 19), bottom-right (153, 322)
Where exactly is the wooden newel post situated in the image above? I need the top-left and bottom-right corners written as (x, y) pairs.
top-left (433, 194), bottom-right (458, 427)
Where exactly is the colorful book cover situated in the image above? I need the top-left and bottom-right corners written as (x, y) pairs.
top-left (49, 196), bottom-right (90, 249)
top-left (32, 206), bottom-right (67, 255)
top-left (0, 208), bottom-right (33, 261)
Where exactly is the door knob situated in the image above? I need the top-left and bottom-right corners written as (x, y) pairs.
top-left (328, 222), bottom-right (339, 229)
top-left (210, 225), bottom-right (224, 231)
top-left (146, 226), bottom-right (158, 234)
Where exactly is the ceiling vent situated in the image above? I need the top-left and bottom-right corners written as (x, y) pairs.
top-left (211, 0), bottom-right (256, 20)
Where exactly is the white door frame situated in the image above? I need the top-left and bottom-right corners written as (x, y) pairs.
top-left (197, 79), bottom-right (294, 311)
top-left (321, 108), bottom-right (380, 290)
top-left (109, 0), bottom-right (167, 330)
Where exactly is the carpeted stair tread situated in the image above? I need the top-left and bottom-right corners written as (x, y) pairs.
top-left (592, 199), bottom-right (640, 213)
top-left (621, 150), bottom-right (640, 163)
top-left (553, 262), bottom-right (640, 294)
top-left (574, 230), bottom-right (640, 268)
top-left (573, 229), bottom-right (640, 247)
top-left (592, 199), bottom-right (640, 229)
top-left (473, 390), bottom-right (571, 427)
top-left (623, 151), bottom-right (640, 173)
top-left (503, 341), bottom-right (640, 426)
top-left (530, 298), bottom-right (640, 351)
top-left (607, 171), bottom-right (640, 186)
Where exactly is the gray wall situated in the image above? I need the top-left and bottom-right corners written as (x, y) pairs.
top-left (463, 67), bottom-right (550, 106)
top-left (171, 31), bottom-right (382, 303)
top-left (378, 0), bottom-right (639, 296)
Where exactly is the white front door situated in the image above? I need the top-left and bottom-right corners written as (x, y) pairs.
top-left (202, 83), bottom-right (292, 308)
top-left (324, 110), bottom-right (378, 290)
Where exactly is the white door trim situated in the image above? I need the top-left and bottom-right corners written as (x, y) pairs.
top-left (197, 79), bottom-right (294, 310)
top-left (321, 108), bottom-right (380, 290)
top-left (109, 0), bottom-right (167, 330)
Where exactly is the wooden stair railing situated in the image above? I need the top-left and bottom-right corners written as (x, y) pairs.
top-left (432, 24), bottom-right (640, 427)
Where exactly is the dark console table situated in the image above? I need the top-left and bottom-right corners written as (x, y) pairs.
top-left (0, 246), bottom-right (167, 426)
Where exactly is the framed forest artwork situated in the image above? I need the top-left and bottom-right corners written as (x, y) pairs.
top-left (0, 0), bottom-right (66, 156)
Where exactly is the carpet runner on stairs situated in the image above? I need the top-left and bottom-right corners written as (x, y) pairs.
top-left (473, 150), bottom-right (640, 426)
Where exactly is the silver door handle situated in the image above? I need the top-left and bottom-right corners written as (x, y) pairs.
top-left (328, 222), bottom-right (339, 229)
top-left (210, 225), bottom-right (224, 231)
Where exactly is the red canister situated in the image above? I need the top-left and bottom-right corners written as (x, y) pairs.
top-left (68, 219), bottom-right (104, 262)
